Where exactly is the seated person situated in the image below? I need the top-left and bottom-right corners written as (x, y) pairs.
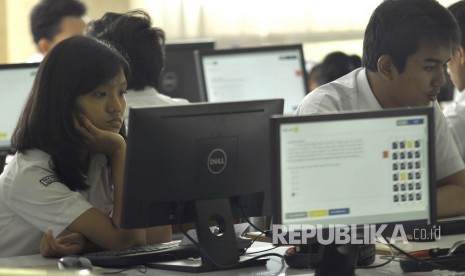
top-left (29, 0), bottom-right (87, 62)
top-left (0, 36), bottom-right (171, 258)
top-left (86, 10), bottom-right (189, 126)
top-left (443, 1), bottom-right (465, 161)
top-left (295, 0), bottom-right (465, 218)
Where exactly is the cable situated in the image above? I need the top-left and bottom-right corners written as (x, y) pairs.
top-left (381, 235), bottom-right (450, 271)
top-left (175, 202), bottom-right (283, 271)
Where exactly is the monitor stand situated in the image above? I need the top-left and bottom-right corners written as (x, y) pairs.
top-left (147, 198), bottom-right (267, 273)
top-left (311, 242), bottom-right (360, 276)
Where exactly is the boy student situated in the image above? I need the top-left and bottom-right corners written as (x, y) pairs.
top-left (444, 1), bottom-right (465, 161)
top-left (28, 0), bottom-right (87, 62)
top-left (295, 0), bottom-right (465, 218)
top-left (86, 10), bottom-right (189, 126)
top-left (0, 36), bottom-right (171, 257)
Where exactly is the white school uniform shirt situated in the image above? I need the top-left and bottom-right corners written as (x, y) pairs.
top-left (295, 67), bottom-right (465, 181)
top-left (0, 149), bottom-right (113, 257)
top-left (443, 91), bottom-right (465, 161)
top-left (124, 86), bottom-right (189, 126)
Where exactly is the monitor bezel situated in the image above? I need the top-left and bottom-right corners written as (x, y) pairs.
top-left (159, 39), bottom-right (215, 102)
top-left (194, 44), bottom-right (308, 107)
top-left (121, 98), bottom-right (284, 229)
top-left (270, 107), bottom-right (436, 245)
top-left (0, 62), bottom-right (40, 153)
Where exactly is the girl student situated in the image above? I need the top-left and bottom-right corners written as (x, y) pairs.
top-left (0, 36), bottom-right (171, 257)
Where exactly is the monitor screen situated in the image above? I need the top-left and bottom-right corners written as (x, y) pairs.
top-left (0, 63), bottom-right (39, 154)
top-left (271, 107), bottom-right (435, 244)
top-left (196, 44), bottom-right (307, 115)
top-left (158, 39), bottom-right (215, 102)
top-left (121, 99), bottom-right (283, 271)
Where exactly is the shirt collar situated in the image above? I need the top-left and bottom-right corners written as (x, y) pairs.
top-left (356, 68), bottom-right (383, 111)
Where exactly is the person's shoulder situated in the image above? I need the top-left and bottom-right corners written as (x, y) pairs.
top-left (296, 69), bottom-right (361, 115)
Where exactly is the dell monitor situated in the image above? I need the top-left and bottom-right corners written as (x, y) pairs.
top-left (271, 107), bottom-right (435, 275)
top-left (121, 99), bottom-right (284, 272)
top-left (195, 44), bottom-right (308, 115)
top-left (0, 63), bottom-right (40, 172)
top-left (158, 39), bottom-right (215, 102)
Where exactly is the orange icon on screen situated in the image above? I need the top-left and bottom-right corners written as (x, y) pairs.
top-left (382, 151), bottom-right (389, 158)
top-left (295, 70), bottom-right (302, 76)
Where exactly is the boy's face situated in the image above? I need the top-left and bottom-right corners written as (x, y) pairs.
top-left (390, 43), bottom-right (451, 107)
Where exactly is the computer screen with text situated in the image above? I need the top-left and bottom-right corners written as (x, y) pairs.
top-left (272, 107), bottom-right (435, 239)
top-left (196, 44), bottom-right (307, 114)
top-left (0, 63), bottom-right (39, 153)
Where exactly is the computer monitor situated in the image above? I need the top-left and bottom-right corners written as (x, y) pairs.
top-left (121, 99), bottom-right (284, 272)
top-left (271, 107), bottom-right (435, 275)
top-left (195, 44), bottom-right (308, 115)
top-left (158, 39), bottom-right (215, 102)
top-left (0, 63), bottom-right (40, 172)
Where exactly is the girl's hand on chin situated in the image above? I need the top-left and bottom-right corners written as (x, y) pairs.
top-left (74, 114), bottom-right (125, 157)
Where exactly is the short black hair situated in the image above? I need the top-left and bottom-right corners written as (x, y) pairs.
top-left (319, 51), bottom-right (361, 84)
top-left (86, 10), bottom-right (166, 91)
top-left (363, 0), bottom-right (460, 73)
top-left (449, 0), bottom-right (465, 48)
top-left (30, 0), bottom-right (86, 44)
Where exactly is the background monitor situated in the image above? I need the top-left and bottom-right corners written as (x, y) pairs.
top-left (195, 44), bottom-right (308, 115)
top-left (271, 107), bottom-right (435, 274)
top-left (158, 39), bottom-right (215, 102)
top-left (121, 99), bottom-right (284, 271)
top-left (0, 63), bottom-right (39, 172)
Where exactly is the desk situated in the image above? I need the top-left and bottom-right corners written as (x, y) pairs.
top-left (2, 237), bottom-right (465, 275)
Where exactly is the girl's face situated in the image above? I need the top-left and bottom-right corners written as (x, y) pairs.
top-left (75, 70), bottom-right (127, 133)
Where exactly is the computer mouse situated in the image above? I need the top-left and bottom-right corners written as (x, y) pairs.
top-left (448, 240), bottom-right (465, 255)
top-left (57, 256), bottom-right (93, 270)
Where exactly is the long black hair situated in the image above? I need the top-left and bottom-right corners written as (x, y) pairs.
top-left (12, 36), bottom-right (131, 191)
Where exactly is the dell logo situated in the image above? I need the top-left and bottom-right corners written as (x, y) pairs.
top-left (207, 148), bottom-right (227, 174)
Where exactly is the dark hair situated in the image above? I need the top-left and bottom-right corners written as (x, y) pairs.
top-left (449, 0), bottom-right (465, 48)
top-left (86, 10), bottom-right (166, 91)
top-left (12, 36), bottom-right (131, 191)
top-left (30, 0), bottom-right (86, 44)
top-left (363, 0), bottom-right (461, 73)
top-left (319, 51), bottom-right (361, 84)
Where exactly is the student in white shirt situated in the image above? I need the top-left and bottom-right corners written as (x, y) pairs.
top-left (0, 36), bottom-right (171, 258)
top-left (86, 10), bottom-right (189, 126)
top-left (295, 0), bottom-right (465, 218)
top-left (443, 1), bottom-right (465, 161)
top-left (28, 0), bottom-right (87, 63)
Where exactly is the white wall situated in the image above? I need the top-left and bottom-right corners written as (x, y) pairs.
top-left (0, 0), bottom-right (461, 64)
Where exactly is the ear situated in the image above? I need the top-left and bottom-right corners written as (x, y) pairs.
top-left (458, 46), bottom-right (465, 65)
top-left (37, 38), bottom-right (53, 55)
top-left (376, 54), bottom-right (397, 81)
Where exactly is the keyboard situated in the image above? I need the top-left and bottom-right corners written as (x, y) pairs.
top-left (83, 240), bottom-right (199, 267)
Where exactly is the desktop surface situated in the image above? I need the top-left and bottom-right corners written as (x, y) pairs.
top-left (4, 237), bottom-right (465, 275)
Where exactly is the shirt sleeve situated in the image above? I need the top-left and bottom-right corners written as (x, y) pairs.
top-left (5, 164), bottom-right (93, 237)
top-left (443, 102), bottom-right (465, 161)
top-left (434, 102), bottom-right (465, 180)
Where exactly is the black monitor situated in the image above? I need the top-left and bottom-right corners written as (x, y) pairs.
top-left (0, 63), bottom-right (40, 172)
top-left (121, 99), bottom-right (284, 272)
top-left (195, 44), bottom-right (308, 115)
top-left (271, 107), bottom-right (435, 275)
top-left (158, 39), bottom-right (215, 102)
